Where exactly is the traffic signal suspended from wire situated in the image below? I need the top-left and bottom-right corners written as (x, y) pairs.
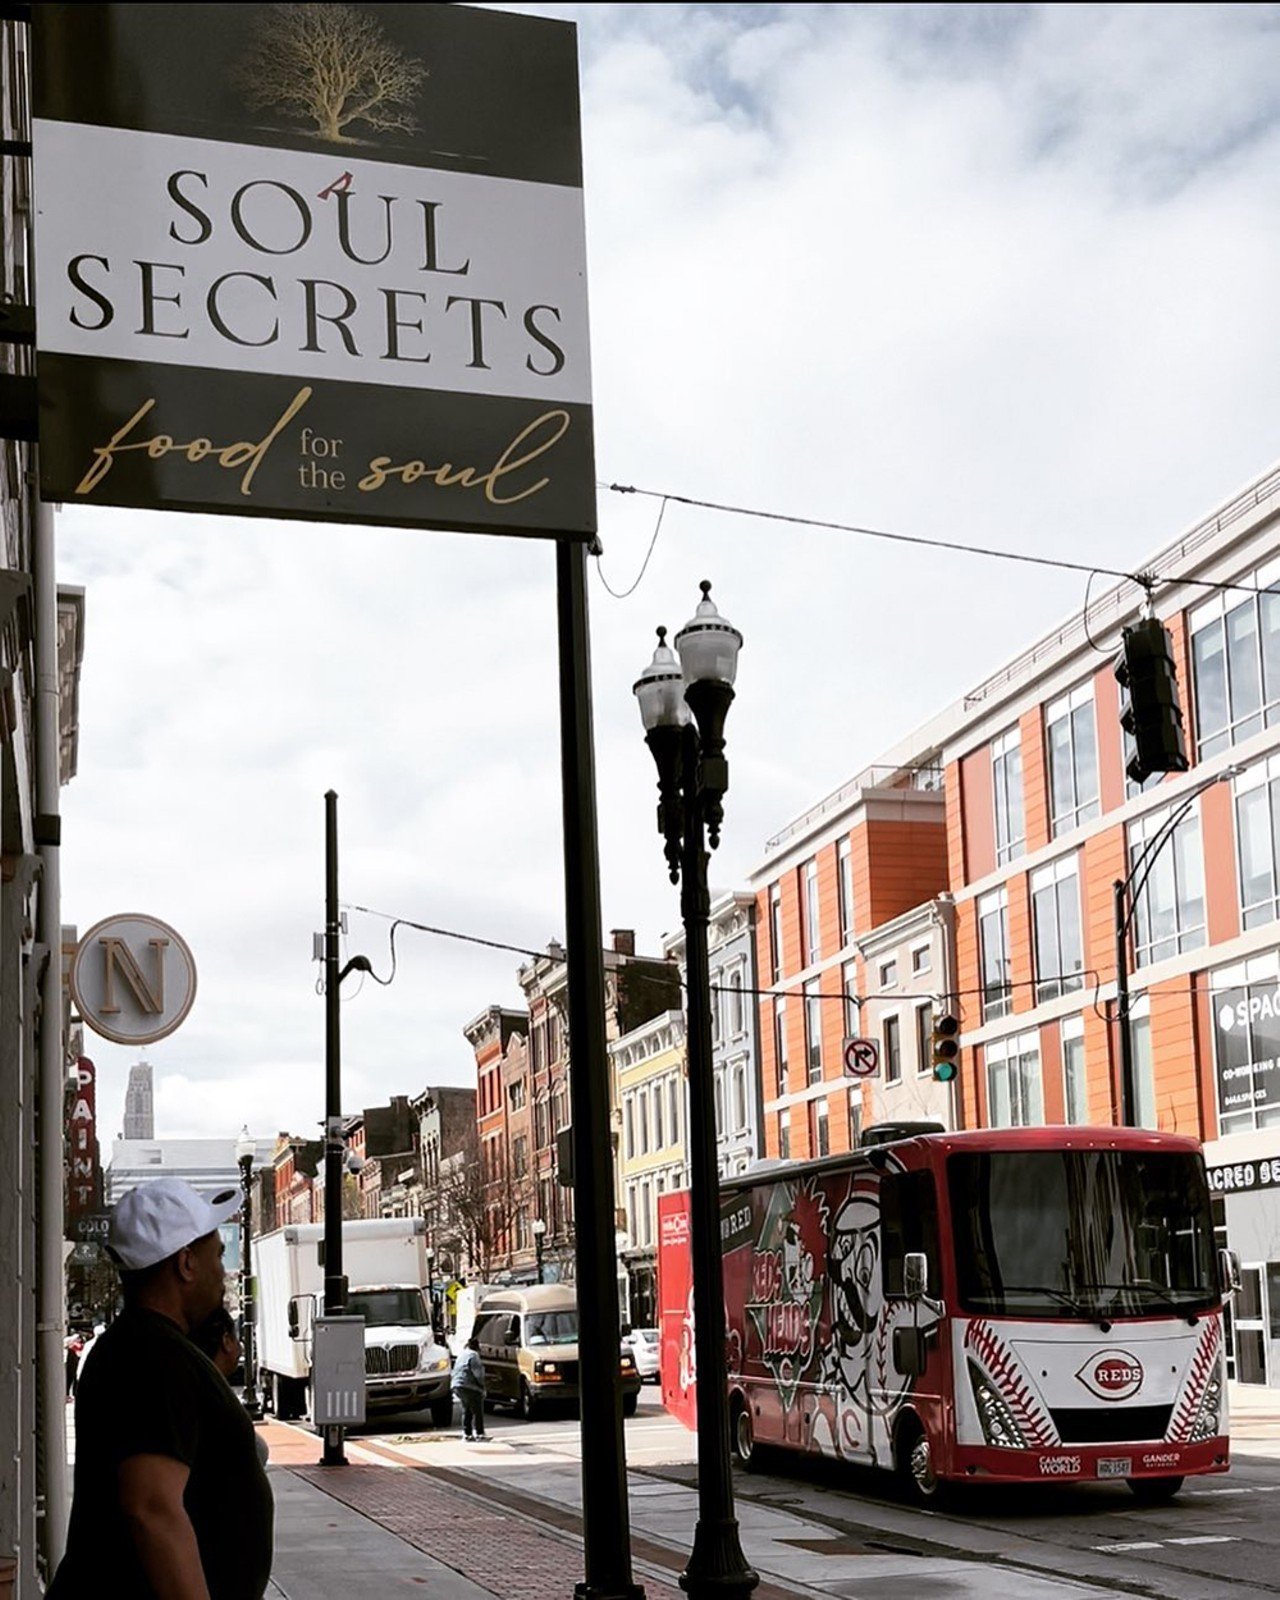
top-left (931, 1012), bottom-right (959, 1082)
top-left (1115, 616), bottom-right (1190, 785)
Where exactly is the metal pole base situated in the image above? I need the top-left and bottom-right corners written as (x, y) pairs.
top-left (573, 1585), bottom-right (645, 1600)
top-left (680, 1515), bottom-right (759, 1599)
top-left (320, 1425), bottom-right (347, 1466)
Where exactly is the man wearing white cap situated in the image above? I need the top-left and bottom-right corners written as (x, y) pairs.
top-left (48, 1178), bottom-right (274, 1600)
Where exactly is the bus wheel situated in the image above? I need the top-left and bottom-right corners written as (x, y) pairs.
top-left (731, 1398), bottom-right (757, 1471)
top-left (1127, 1475), bottom-right (1184, 1505)
top-left (897, 1414), bottom-right (941, 1504)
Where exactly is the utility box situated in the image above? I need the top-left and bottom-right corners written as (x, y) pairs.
top-left (312, 1316), bottom-right (366, 1426)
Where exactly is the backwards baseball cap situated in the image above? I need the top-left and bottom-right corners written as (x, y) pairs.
top-left (107, 1177), bottom-right (242, 1272)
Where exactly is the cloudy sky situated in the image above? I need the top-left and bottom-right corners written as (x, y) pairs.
top-left (58, 1), bottom-right (1280, 1149)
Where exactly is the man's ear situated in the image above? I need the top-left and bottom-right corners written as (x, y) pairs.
top-left (173, 1245), bottom-right (198, 1284)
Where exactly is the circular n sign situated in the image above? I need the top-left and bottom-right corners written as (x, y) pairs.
top-left (70, 913), bottom-right (197, 1046)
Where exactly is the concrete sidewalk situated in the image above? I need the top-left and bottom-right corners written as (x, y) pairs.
top-left (262, 1420), bottom-right (1119, 1600)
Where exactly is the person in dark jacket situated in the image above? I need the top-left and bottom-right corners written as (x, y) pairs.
top-left (451, 1335), bottom-right (486, 1441)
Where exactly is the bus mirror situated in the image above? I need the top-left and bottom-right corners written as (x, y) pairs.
top-left (288, 1298), bottom-right (300, 1339)
top-left (904, 1252), bottom-right (929, 1300)
top-left (1220, 1247), bottom-right (1241, 1298)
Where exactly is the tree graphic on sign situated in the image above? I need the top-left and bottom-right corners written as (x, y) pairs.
top-left (236, 3), bottom-right (428, 144)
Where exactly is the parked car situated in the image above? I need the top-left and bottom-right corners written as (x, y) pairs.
top-left (472, 1284), bottom-right (642, 1419)
top-left (622, 1327), bottom-right (659, 1382)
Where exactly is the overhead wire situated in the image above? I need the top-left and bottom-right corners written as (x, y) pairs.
top-left (602, 481), bottom-right (1279, 600)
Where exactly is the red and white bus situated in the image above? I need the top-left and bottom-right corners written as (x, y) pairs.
top-left (657, 1124), bottom-right (1234, 1503)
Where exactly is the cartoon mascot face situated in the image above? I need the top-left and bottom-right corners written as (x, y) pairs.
top-left (829, 1191), bottom-right (882, 1346)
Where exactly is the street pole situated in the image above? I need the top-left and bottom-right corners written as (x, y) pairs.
top-left (322, 789), bottom-right (347, 1466)
top-left (677, 726), bottom-right (759, 1599)
top-left (555, 537), bottom-right (643, 1600)
top-left (633, 588), bottom-right (756, 1600)
top-left (1114, 880), bottom-right (1137, 1126)
top-left (237, 1147), bottom-right (262, 1420)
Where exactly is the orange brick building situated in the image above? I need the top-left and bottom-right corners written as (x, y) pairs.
top-left (749, 460), bottom-right (1280, 1388)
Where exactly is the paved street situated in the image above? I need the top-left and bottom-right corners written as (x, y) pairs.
top-left (307, 1385), bottom-right (1280, 1598)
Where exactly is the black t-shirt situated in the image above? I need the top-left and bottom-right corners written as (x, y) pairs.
top-left (50, 1308), bottom-right (274, 1600)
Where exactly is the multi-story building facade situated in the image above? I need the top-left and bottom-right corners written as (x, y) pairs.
top-left (934, 461), bottom-right (1280, 1387)
top-left (462, 1005), bottom-right (533, 1279)
top-left (122, 1059), bottom-right (155, 1140)
top-left (663, 891), bottom-right (764, 1177)
top-left (513, 932), bottom-right (681, 1284)
top-left (750, 755), bottom-right (953, 1162)
top-left (409, 1083), bottom-right (479, 1280)
top-left (853, 895), bottom-right (957, 1134)
top-left (613, 1008), bottom-right (687, 1326)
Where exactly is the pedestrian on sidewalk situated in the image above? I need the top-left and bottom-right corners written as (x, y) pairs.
top-left (63, 1330), bottom-right (83, 1399)
top-left (451, 1334), bottom-right (487, 1441)
top-left (48, 1178), bottom-right (274, 1600)
top-left (190, 1304), bottom-right (270, 1466)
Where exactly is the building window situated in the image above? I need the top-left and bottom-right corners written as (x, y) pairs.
top-left (667, 1076), bottom-right (680, 1145)
top-left (778, 1109), bottom-right (791, 1160)
top-left (911, 943), bottom-right (931, 976)
top-left (985, 1032), bottom-right (1043, 1128)
top-left (1190, 560), bottom-right (1280, 759)
top-left (803, 858), bottom-right (820, 966)
top-left (879, 958), bottom-right (898, 989)
top-left (1061, 1017), bottom-right (1087, 1124)
top-left (710, 975), bottom-right (721, 1046)
top-left (652, 1083), bottom-right (665, 1149)
top-left (837, 837), bottom-right (854, 948)
top-left (883, 1014), bottom-right (902, 1084)
top-left (979, 887), bottom-right (1013, 1021)
top-left (1031, 855), bottom-right (1084, 1002)
top-left (773, 998), bottom-right (788, 1096)
top-left (809, 1097), bottom-right (830, 1158)
top-left (847, 1090), bottom-right (863, 1147)
top-left (638, 1092), bottom-right (649, 1154)
top-left (1235, 756), bottom-right (1280, 930)
top-left (842, 960), bottom-right (859, 1039)
top-left (1210, 954), bottom-right (1280, 1136)
top-left (728, 971), bottom-right (745, 1037)
top-left (1046, 682), bottom-right (1100, 837)
top-left (1130, 1005), bottom-right (1157, 1129)
top-left (623, 1097), bottom-right (634, 1160)
top-left (714, 1074), bottom-right (725, 1140)
top-left (915, 1002), bottom-right (933, 1076)
top-left (512, 1135), bottom-right (529, 1179)
top-left (769, 885), bottom-right (783, 982)
top-left (509, 1078), bottom-right (526, 1111)
top-left (804, 980), bottom-right (823, 1082)
top-left (732, 1063), bottom-right (747, 1131)
top-left (1128, 800), bottom-right (1205, 967)
top-left (992, 726), bottom-right (1026, 865)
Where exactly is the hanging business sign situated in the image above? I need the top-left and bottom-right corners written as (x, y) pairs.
top-left (69, 913), bottom-right (198, 1046)
top-left (31, 2), bottom-right (594, 537)
top-left (65, 1056), bottom-right (103, 1228)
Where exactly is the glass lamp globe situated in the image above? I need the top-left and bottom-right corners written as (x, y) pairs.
top-left (674, 581), bottom-right (742, 687)
top-left (633, 627), bottom-right (691, 731)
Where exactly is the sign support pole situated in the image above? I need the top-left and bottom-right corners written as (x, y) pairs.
top-left (556, 537), bottom-right (643, 1600)
top-left (322, 789), bottom-right (347, 1466)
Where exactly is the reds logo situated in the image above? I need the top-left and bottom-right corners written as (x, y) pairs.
top-left (1076, 1349), bottom-right (1144, 1401)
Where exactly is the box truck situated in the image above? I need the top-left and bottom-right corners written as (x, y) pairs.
top-left (256, 1216), bottom-right (454, 1424)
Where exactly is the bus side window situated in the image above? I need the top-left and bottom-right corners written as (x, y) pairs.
top-left (882, 1171), bottom-right (940, 1298)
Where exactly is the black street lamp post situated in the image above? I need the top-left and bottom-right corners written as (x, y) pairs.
top-left (634, 583), bottom-right (758, 1600)
top-left (235, 1126), bottom-right (262, 1421)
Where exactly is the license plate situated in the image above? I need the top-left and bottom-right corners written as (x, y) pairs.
top-left (1097, 1457), bottom-right (1133, 1479)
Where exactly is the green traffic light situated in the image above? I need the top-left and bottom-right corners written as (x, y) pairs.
top-left (933, 1060), bottom-right (957, 1083)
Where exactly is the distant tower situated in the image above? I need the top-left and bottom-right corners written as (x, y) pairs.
top-left (123, 1060), bottom-right (154, 1140)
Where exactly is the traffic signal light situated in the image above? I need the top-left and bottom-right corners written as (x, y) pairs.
top-left (931, 1013), bottom-right (959, 1082)
top-left (1115, 617), bottom-right (1189, 785)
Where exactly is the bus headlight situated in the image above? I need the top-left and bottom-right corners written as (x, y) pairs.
top-left (1189, 1364), bottom-right (1223, 1443)
top-left (968, 1360), bottom-right (1027, 1449)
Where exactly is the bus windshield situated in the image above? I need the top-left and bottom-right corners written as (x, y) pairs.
top-left (345, 1289), bottom-right (431, 1328)
top-left (948, 1148), bottom-right (1217, 1320)
top-left (526, 1310), bottom-right (578, 1345)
